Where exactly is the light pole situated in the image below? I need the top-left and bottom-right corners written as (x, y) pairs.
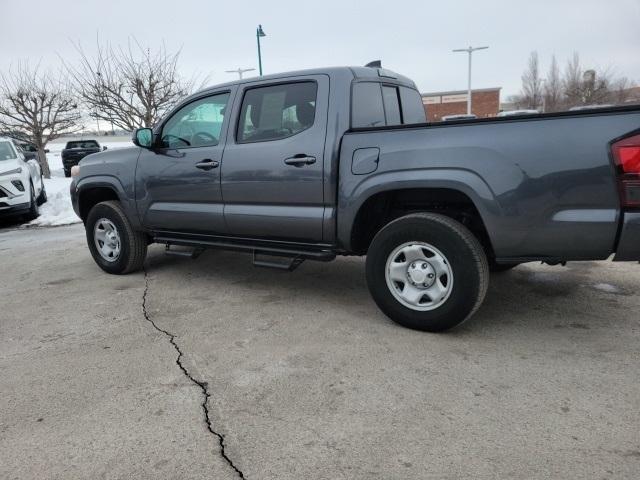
top-left (225, 68), bottom-right (256, 79)
top-left (256, 25), bottom-right (266, 76)
top-left (452, 46), bottom-right (489, 115)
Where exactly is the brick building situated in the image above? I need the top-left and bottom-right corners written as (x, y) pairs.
top-left (422, 87), bottom-right (501, 122)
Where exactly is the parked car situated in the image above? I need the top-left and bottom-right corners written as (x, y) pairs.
top-left (11, 138), bottom-right (41, 161)
top-left (0, 137), bottom-right (46, 219)
top-left (70, 66), bottom-right (640, 332)
top-left (497, 109), bottom-right (540, 117)
top-left (61, 140), bottom-right (106, 177)
top-left (441, 114), bottom-right (477, 121)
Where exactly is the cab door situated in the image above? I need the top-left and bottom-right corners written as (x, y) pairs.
top-left (136, 90), bottom-right (233, 234)
top-left (220, 76), bottom-right (329, 242)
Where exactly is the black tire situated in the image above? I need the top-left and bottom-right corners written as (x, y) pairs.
top-left (85, 201), bottom-right (147, 274)
top-left (64, 169), bottom-right (71, 178)
top-left (36, 178), bottom-right (47, 205)
top-left (365, 213), bottom-right (489, 332)
top-left (24, 182), bottom-right (39, 221)
top-left (489, 261), bottom-right (519, 273)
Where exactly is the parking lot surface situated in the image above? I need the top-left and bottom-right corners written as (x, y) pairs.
top-left (1, 224), bottom-right (639, 479)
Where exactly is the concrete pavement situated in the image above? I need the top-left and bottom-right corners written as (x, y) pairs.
top-left (1, 224), bottom-right (639, 479)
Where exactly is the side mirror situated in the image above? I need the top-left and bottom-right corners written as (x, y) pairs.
top-left (132, 128), bottom-right (154, 148)
top-left (103, 146), bottom-right (108, 151)
top-left (44, 149), bottom-right (50, 153)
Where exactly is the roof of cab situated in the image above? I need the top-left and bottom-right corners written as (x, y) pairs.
top-left (196, 66), bottom-right (417, 95)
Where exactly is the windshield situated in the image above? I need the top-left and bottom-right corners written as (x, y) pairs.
top-left (66, 140), bottom-right (99, 149)
top-left (0, 141), bottom-right (18, 161)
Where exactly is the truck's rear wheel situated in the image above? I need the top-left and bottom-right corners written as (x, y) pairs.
top-left (86, 201), bottom-right (147, 274)
top-left (365, 213), bottom-right (489, 332)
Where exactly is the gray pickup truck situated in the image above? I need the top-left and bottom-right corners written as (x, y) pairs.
top-left (70, 66), bottom-right (640, 332)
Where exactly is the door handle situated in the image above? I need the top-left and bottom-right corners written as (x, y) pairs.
top-left (284, 155), bottom-right (316, 167)
top-left (195, 159), bottom-right (219, 170)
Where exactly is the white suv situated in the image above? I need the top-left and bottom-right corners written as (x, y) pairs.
top-left (0, 137), bottom-right (46, 219)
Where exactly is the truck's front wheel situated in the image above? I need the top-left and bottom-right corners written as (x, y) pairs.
top-left (365, 213), bottom-right (489, 332)
top-left (86, 201), bottom-right (147, 274)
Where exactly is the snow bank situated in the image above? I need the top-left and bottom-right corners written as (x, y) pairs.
top-left (29, 177), bottom-right (80, 227)
top-left (25, 138), bottom-right (132, 228)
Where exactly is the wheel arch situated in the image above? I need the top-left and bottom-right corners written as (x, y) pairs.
top-left (76, 176), bottom-right (138, 227)
top-left (344, 183), bottom-right (498, 259)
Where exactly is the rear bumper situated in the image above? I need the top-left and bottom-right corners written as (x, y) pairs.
top-left (614, 212), bottom-right (640, 261)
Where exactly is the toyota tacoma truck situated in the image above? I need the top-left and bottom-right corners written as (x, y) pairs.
top-left (70, 66), bottom-right (640, 332)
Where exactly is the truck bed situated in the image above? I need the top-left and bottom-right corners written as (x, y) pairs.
top-left (338, 105), bottom-right (640, 261)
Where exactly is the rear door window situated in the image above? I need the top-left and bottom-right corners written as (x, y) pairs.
top-left (237, 82), bottom-right (317, 143)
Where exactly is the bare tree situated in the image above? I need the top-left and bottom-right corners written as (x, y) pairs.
top-left (610, 77), bottom-right (634, 104)
top-left (561, 52), bottom-right (629, 107)
top-left (66, 39), bottom-right (194, 131)
top-left (562, 52), bottom-right (584, 106)
top-left (512, 50), bottom-right (635, 112)
top-left (0, 63), bottom-right (81, 178)
top-left (520, 51), bottom-right (544, 110)
top-left (544, 55), bottom-right (563, 112)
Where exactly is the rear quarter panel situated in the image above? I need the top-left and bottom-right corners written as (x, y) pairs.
top-left (338, 111), bottom-right (640, 260)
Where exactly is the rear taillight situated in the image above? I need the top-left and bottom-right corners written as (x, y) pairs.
top-left (612, 133), bottom-right (640, 208)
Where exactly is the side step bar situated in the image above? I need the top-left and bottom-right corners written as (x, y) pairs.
top-left (252, 251), bottom-right (305, 271)
top-left (165, 244), bottom-right (205, 259)
top-left (156, 234), bottom-right (336, 271)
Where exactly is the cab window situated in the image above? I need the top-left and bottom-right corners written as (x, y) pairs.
top-left (161, 92), bottom-right (230, 148)
top-left (352, 82), bottom-right (385, 128)
top-left (382, 85), bottom-right (402, 125)
top-left (352, 82), bottom-right (426, 127)
top-left (399, 87), bottom-right (427, 124)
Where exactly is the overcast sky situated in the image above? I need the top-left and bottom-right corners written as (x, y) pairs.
top-left (1, 0), bottom-right (638, 97)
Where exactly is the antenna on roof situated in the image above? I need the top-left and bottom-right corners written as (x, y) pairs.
top-left (365, 60), bottom-right (382, 68)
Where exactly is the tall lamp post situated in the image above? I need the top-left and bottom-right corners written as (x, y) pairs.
top-left (452, 46), bottom-right (489, 115)
top-left (256, 25), bottom-right (266, 76)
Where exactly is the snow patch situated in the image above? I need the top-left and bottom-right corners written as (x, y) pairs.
top-left (29, 177), bottom-right (80, 227)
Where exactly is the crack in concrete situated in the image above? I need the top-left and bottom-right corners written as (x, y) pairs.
top-left (142, 267), bottom-right (245, 479)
